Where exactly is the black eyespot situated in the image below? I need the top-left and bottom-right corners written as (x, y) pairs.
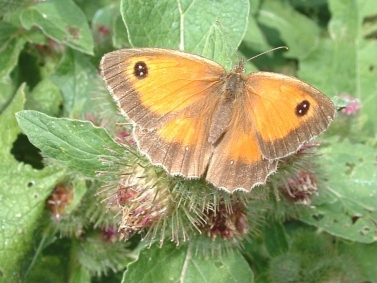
top-left (134, 61), bottom-right (148, 78)
top-left (295, 100), bottom-right (310, 117)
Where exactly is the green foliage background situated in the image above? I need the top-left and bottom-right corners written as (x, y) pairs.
top-left (0, 0), bottom-right (376, 282)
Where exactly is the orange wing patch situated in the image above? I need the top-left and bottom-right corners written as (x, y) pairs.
top-left (126, 56), bottom-right (220, 116)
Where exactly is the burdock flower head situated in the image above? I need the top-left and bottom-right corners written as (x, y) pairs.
top-left (274, 142), bottom-right (323, 206)
top-left (46, 183), bottom-right (74, 222)
top-left (112, 164), bottom-right (172, 241)
top-left (200, 200), bottom-right (249, 241)
top-left (279, 170), bottom-right (318, 205)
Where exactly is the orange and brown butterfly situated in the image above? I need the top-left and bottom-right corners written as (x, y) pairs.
top-left (100, 48), bottom-right (336, 193)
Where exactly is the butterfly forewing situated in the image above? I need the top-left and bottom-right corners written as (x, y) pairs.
top-left (244, 72), bottom-right (336, 160)
top-left (100, 48), bottom-right (225, 129)
top-left (101, 48), bottom-right (227, 178)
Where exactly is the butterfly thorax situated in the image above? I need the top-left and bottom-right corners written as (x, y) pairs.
top-left (208, 62), bottom-right (247, 144)
top-left (223, 61), bottom-right (247, 101)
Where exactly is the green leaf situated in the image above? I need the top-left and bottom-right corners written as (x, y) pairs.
top-left (267, 229), bottom-right (365, 282)
top-left (298, 3), bottom-right (375, 102)
top-left (121, 0), bottom-right (249, 68)
top-left (300, 0), bottom-right (359, 94)
top-left (359, 0), bottom-right (377, 18)
top-left (0, 76), bottom-right (15, 112)
top-left (124, 243), bottom-right (254, 283)
top-left (264, 221), bottom-right (289, 257)
top-left (298, 0), bottom-right (376, 138)
top-left (15, 110), bottom-right (125, 178)
top-left (256, 1), bottom-right (320, 59)
top-left (113, 10), bottom-right (130, 49)
top-left (69, 265), bottom-right (91, 283)
top-left (357, 39), bottom-right (377, 137)
top-left (242, 14), bottom-right (271, 54)
top-left (0, 84), bottom-right (65, 281)
top-left (20, 0), bottom-right (94, 55)
top-left (0, 83), bottom-right (26, 161)
top-left (74, 0), bottom-right (111, 20)
top-left (49, 49), bottom-right (97, 117)
top-left (339, 242), bottom-right (377, 282)
top-left (0, 22), bottom-right (26, 78)
top-left (91, 3), bottom-right (119, 54)
top-left (299, 137), bottom-right (377, 243)
top-left (74, 233), bottom-right (129, 278)
top-left (25, 78), bottom-right (62, 116)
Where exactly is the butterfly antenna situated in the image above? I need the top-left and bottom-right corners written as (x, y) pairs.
top-left (246, 46), bottom-right (288, 62)
top-left (215, 20), bottom-right (240, 61)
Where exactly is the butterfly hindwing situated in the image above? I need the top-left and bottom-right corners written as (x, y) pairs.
top-left (207, 102), bottom-right (278, 192)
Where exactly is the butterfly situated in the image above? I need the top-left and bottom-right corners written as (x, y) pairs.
top-left (100, 48), bottom-right (336, 192)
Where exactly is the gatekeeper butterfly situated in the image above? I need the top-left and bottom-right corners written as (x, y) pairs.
top-left (100, 48), bottom-right (336, 192)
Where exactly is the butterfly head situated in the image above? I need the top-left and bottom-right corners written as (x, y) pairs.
top-left (233, 60), bottom-right (246, 74)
